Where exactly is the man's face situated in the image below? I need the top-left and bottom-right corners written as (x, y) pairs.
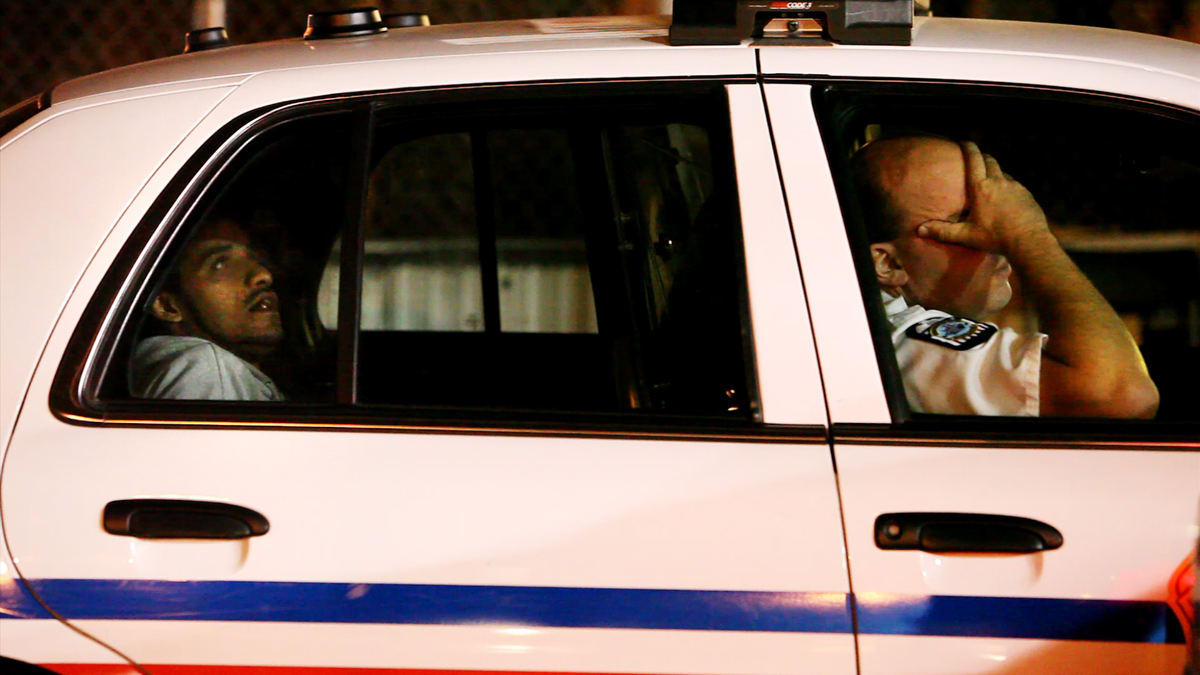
top-left (158, 220), bottom-right (282, 357)
top-left (868, 137), bottom-right (1013, 319)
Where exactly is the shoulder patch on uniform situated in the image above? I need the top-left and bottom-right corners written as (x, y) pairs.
top-left (906, 316), bottom-right (997, 351)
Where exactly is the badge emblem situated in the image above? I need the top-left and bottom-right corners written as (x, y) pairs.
top-left (907, 316), bottom-right (997, 350)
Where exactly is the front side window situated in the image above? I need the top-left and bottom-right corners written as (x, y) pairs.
top-left (819, 84), bottom-right (1199, 424)
top-left (91, 85), bottom-right (753, 424)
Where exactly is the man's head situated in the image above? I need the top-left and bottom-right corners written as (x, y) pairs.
top-left (853, 136), bottom-right (1013, 320)
top-left (150, 219), bottom-right (282, 365)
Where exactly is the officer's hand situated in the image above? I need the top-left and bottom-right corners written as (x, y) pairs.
top-left (916, 141), bottom-right (1050, 255)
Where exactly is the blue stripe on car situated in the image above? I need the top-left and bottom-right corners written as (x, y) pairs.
top-left (8, 579), bottom-right (852, 633)
top-left (1, 579), bottom-right (1182, 644)
top-left (856, 593), bottom-right (1183, 644)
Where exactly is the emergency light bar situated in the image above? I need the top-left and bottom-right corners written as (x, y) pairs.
top-left (669, 0), bottom-right (913, 46)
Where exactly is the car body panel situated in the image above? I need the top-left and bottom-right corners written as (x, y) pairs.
top-left (762, 18), bottom-right (1200, 111)
top-left (0, 621), bottom-right (133, 671)
top-left (857, 634), bottom-right (1182, 674)
top-left (728, 83), bottom-right (828, 425)
top-left (52, 17), bottom-right (749, 107)
top-left (761, 82), bottom-right (889, 425)
top-left (28, 622), bottom-right (853, 673)
top-left (53, 16), bottom-right (1200, 109)
top-left (0, 86), bottom-right (236, 445)
top-left (2, 11), bottom-right (1197, 673)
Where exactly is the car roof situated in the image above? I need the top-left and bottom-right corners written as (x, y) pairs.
top-left (51, 14), bottom-right (1200, 106)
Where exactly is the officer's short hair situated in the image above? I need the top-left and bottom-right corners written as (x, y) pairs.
top-left (849, 149), bottom-right (903, 243)
top-left (849, 131), bottom-right (957, 243)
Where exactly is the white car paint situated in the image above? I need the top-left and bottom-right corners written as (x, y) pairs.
top-left (2, 11), bottom-right (1197, 675)
top-left (0, 86), bottom-right (237, 444)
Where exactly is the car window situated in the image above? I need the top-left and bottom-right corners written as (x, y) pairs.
top-left (99, 112), bottom-right (352, 404)
top-left (345, 94), bottom-right (749, 414)
top-left (817, 84), bottom-right (1199, 423)
top-left (96, 85), bottom-right (754, 423)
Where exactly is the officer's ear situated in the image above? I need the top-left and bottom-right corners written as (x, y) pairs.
top-left (150, 292), bottom-right (186, 324)
top-left (870, 242), bottom-right (909, 289)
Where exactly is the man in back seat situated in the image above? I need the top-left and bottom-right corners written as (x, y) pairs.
top-left (130, 217), bottom-right (286, 401)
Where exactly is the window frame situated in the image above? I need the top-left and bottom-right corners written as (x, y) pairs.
top-left (51, 79), bottom-right (792, 440)
top-left (807, 77), bottom-right (1200, 443)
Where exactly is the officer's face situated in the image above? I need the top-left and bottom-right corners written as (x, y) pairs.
top-left (872, 138), bottom-right (1013, 319)
top-left (155, 220), bottom-right (283, 359)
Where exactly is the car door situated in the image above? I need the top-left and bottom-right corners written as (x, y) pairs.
top-left (763, 57), bottom-right (1200, 674)
top-left (1, 48), bottom-right (857, 674)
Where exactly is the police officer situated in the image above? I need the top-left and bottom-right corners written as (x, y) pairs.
top-left (854, 136), bottom-right (1158, 417)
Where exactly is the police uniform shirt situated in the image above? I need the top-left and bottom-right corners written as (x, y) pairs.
top-left (883, 291), bottom-right (1046, 416)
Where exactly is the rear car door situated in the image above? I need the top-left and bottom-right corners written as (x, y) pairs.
top-left (764, 47), bottom-right (1200, 674)
top-left (1, 49), bottom-right (857, 674)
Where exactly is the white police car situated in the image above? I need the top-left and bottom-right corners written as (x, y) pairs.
top-left (1, 1), bottom-right (1197, 673)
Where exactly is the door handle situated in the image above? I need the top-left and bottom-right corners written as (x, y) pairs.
top-left (104, 499), bottom-right (270, 539)
top-left (875, 512), bottom-right (1063, 554)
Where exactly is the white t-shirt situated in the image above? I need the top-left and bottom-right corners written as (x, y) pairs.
top-left (129, 335), bottom-right (284, 401)
top-left (883, 292), bottom-right (1046, 416)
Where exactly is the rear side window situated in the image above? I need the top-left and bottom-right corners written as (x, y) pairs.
top-left (84, 85), bottom-right (755, 425)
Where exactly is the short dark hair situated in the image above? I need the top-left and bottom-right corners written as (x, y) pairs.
top-left (144, 200), bottom-right (258, 328)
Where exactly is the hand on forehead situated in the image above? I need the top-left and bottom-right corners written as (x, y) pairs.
top-left (865, 136), bottom-right (971, 231)
top-left (960, 140), bottom-right (1009, 188)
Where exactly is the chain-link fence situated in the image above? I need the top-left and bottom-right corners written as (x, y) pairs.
top-left (1, 0), bottom-right (664, 111)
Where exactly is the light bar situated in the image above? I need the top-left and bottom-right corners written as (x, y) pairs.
top-left (669, 0), bottom-right (913, 46)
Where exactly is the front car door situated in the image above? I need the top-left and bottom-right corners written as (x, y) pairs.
top-left (764, 28), bottom-right (1200, 675)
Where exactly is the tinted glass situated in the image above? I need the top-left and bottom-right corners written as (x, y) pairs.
top-left (821, 86), bottom-right (1199, 422)
top-left (100, 88), bottom-right (753, 424)
top-left (105, 114), bottom-right (352, 403)
top-left (351, 93), bottom-right (751, 416)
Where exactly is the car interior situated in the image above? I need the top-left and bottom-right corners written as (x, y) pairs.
top-left (819, 83), bottom-right (1200, 422)
top-left (101, 92), bottom-right (756, 421)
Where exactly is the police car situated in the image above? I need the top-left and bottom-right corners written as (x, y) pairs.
top-left (1, 1), bottom-right (1197, 672)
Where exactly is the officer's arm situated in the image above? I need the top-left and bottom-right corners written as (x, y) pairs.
top-left (916, 142), bottom-right (1158, 418)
